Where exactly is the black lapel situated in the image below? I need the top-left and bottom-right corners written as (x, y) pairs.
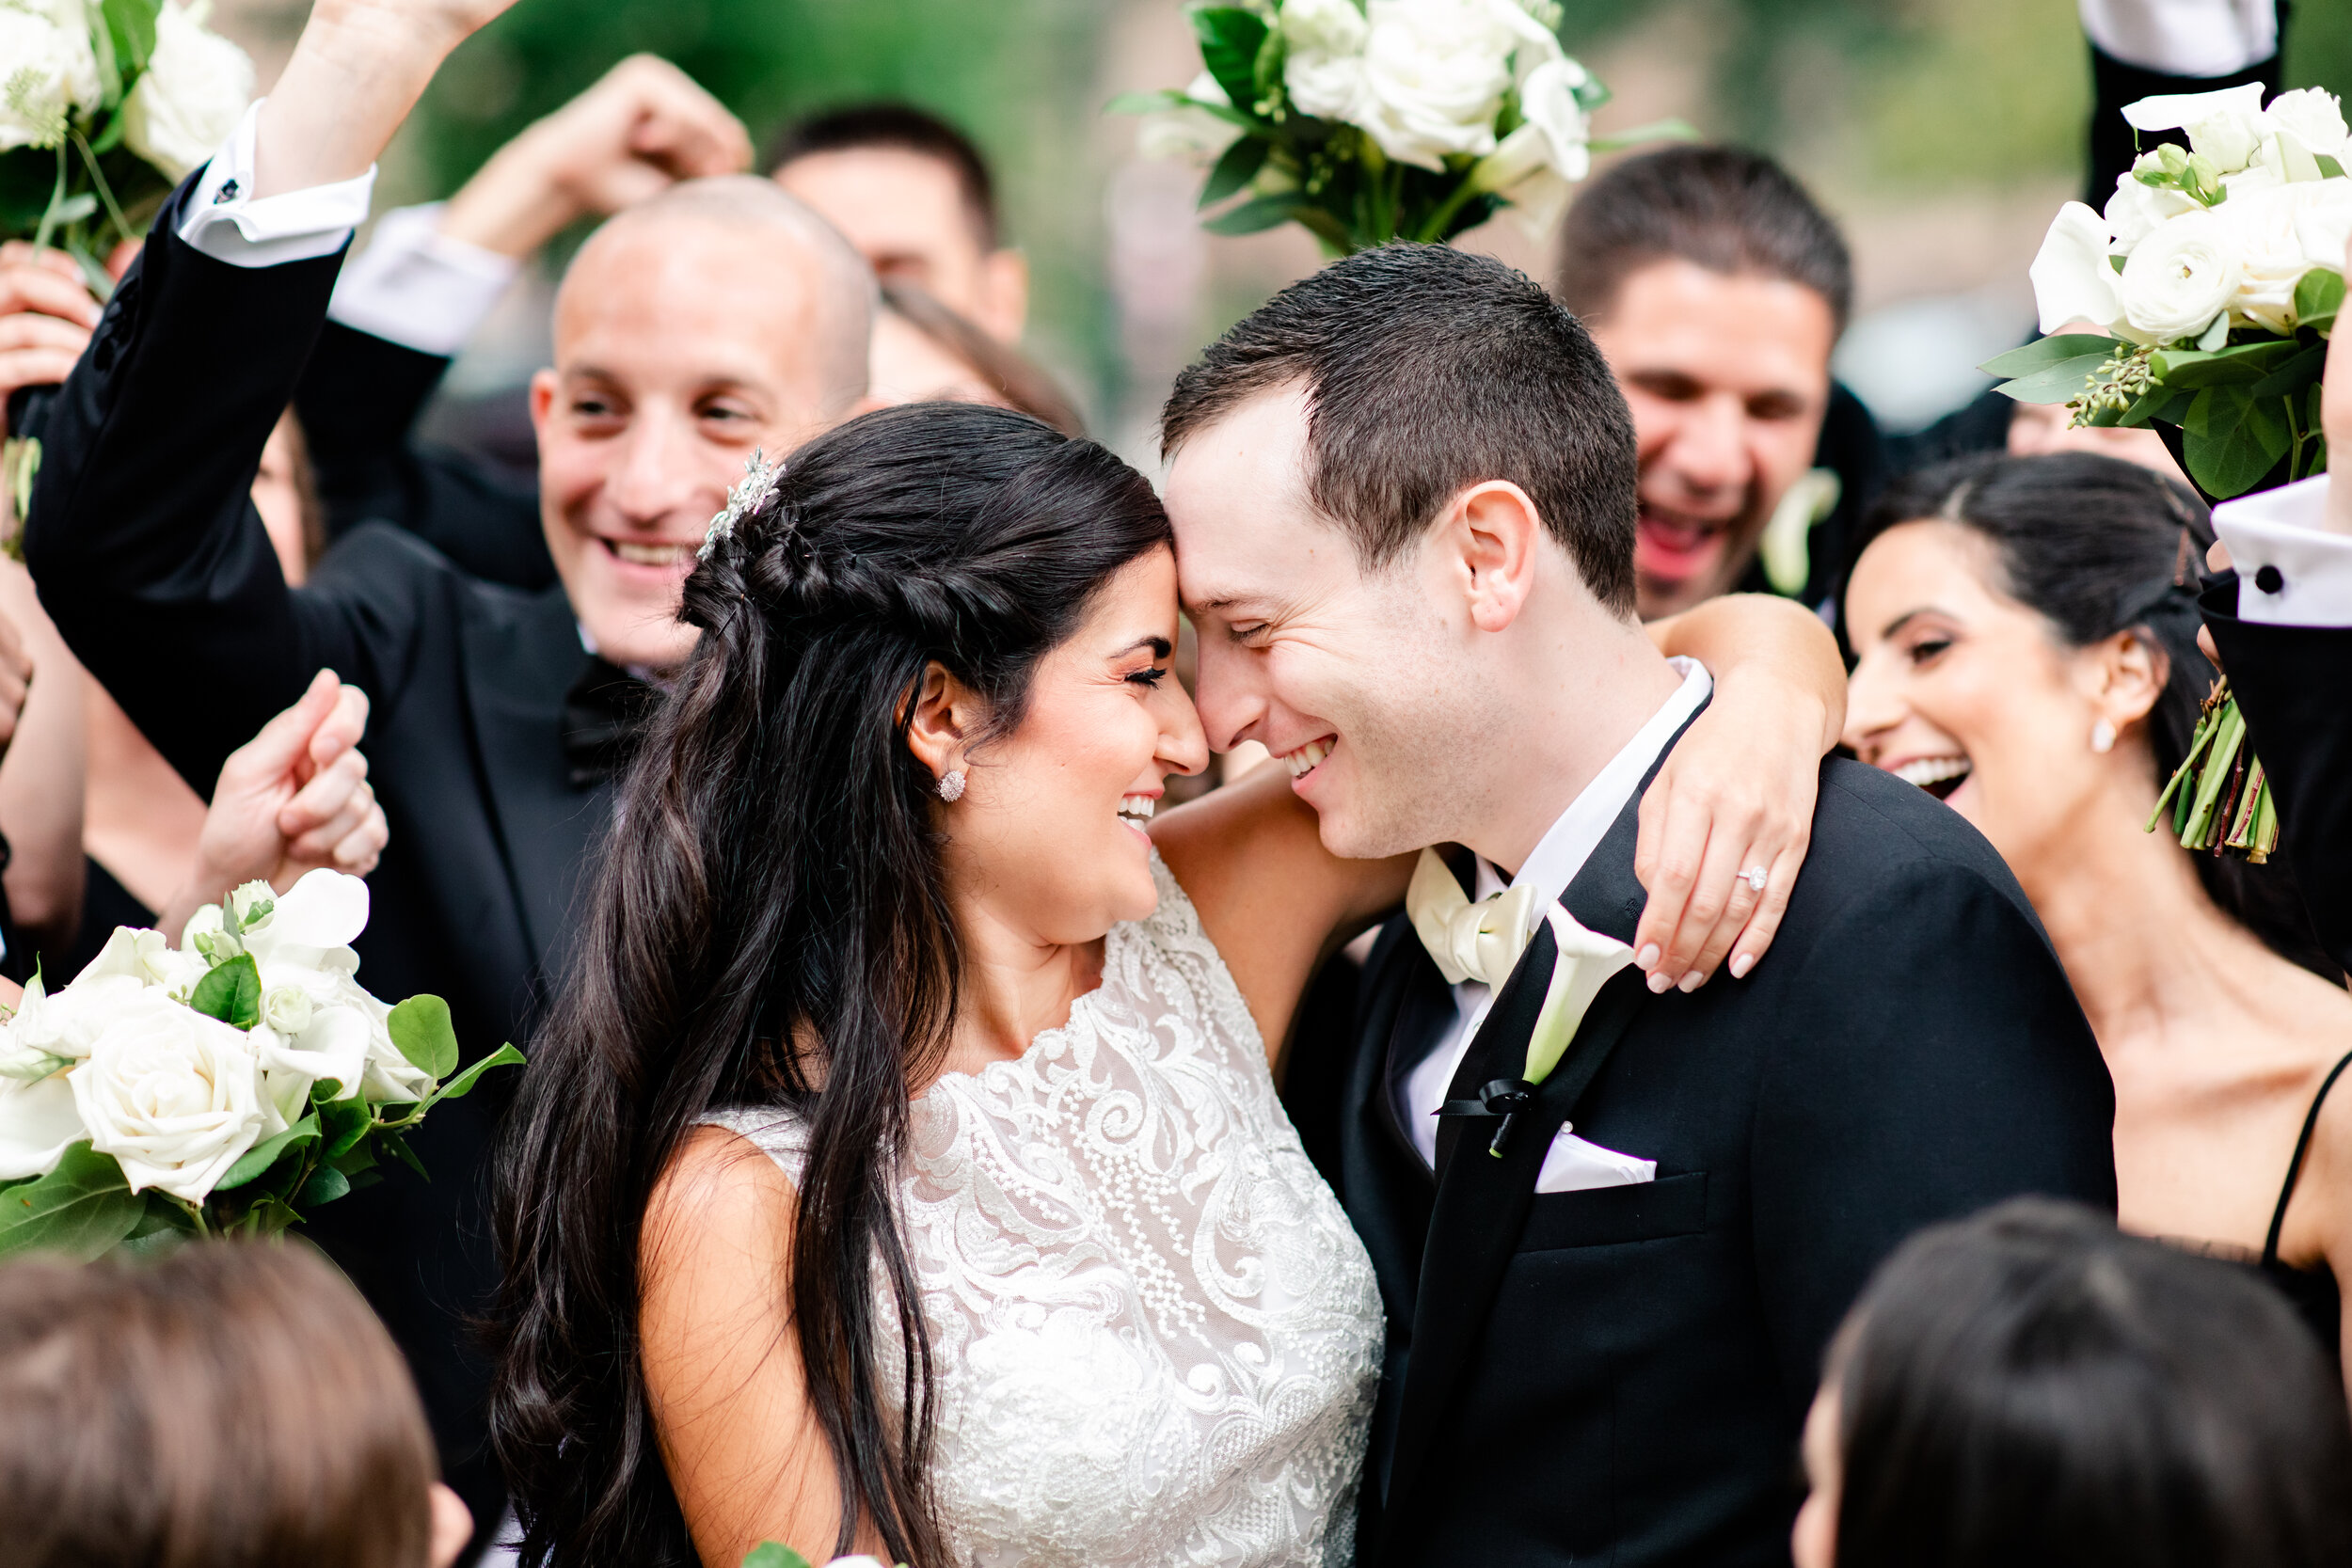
top-left (1378, 843), bottom-right (1483, 1170)
top-left (458, 585), bottom-right (616, 989)
top-left (1375, 696), bottom-right (1710, 1560)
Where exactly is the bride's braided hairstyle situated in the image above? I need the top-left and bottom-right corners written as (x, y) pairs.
top-left (491, 402), bottom-right (1171, 1568)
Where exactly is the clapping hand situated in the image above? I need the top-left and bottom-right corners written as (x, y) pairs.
top-left (161, 671), bottom-right (389, 939)
top-left (0, 243), bottom-right (100, 435)
top-left (439, 55), bottom-right (754, 258)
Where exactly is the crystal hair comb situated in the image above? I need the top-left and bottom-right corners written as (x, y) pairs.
top-left (699, 449), bottom-right (787, 562)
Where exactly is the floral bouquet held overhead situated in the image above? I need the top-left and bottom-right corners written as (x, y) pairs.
top-left (0, 870), bottom-right (524, 1260)
top-left (1114, 0), bottom-right (1688, 256)
top-left (1990, 83), bottom-right (2352, 863)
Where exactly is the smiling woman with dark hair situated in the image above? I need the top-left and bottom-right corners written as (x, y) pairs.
top-left (1842, 450), bottom-right (2352, 1384)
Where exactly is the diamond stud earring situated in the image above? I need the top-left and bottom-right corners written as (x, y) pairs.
top-left (937, 768), bottom-right (966, 802)
top-left (2090, 718), bottom-right (2117, 754)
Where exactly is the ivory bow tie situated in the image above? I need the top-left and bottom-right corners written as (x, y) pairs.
top-left (1406, 848), bottom-right (1539, 986)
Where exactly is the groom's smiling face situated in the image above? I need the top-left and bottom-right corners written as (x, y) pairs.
top-left (1166, 385), bottom-right (1500, 860)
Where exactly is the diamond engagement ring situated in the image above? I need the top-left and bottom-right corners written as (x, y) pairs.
top-left (1740, 866), bottom-right (1769, 893)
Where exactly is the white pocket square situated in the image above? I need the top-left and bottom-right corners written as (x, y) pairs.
top-left (1534, 1128), bottom-right (1657, 1195)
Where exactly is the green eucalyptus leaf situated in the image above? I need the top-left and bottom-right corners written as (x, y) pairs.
top-left (216, 1113), bottom-right (318, 1192)
top-left (378, 1130), bottom-right (431, 1182)
top-left (0, 1143), bottom-right (143, 1261)
top-left (1993, 353), bottom-right (2115, 405)
top-left (2318, 154), bottom-right (2346, 180)
top-left (1586, 118), bottom-right (1699, 153)
top-left (2183, 385), bottom-right (2291, 499)
top-left (1979, 334), bottom-right (2125, 379)
top-left (1189, 6), bottom-right (1270, 115)
top-left (296, 1164), bottom-right (350, 1209)
top-left (1104, 89), bottom-right (1186, 116)
top-left (2295, 268), bottom-right (2344, 334)
top-left (422, 1044), bottom-right (527, 1110)
top-left (388, 995), bottom-right (461, 1081)
top-left (118, 1195), bottom-right (196, 1259)
top-left (188, 952), bottom-right (262, 1030)
top-left (2249, 342), bottom-right (2327, 402)
top-left (1202, 192), bottom-right (1305, 235)
top-left (2148, 339), bottom-right (2300, 388)
top-left (1200, 135), bottom-right (1270, 207)
top-left (1251, 22), bottom-right (1284, 102)
top-left (317, 1094), bottom-right (372, 1158)
top-left (100, 0), bottom-right (162, 82)
top-left (739, 1546), bottom-right (816, 1568)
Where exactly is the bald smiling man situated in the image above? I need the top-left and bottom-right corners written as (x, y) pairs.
top-left (21, 8), bottom-right (873, 1544)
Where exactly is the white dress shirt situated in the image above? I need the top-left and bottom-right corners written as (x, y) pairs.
top-left (175, 101), bottom-right (517, 358)
top-left (2077, 0), bottom-right (2276, 78)
top-left (1402, 657), bottom-right (1711, 1190)
top-left (2212, 475), bottom-right (2352, 628)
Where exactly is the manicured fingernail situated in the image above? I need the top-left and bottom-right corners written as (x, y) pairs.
top-left (1646, 969), bottom-right (1675, 994)
top-left (1637, 943), bottom-right (1661, 969)
top-left (1729, 952), bottom-right (1755, 979)
top-left (1677, 971), bottom-right (1704, 993)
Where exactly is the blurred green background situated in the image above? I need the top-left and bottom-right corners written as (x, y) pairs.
top-left (221, 0), bottom-right (2352, 437)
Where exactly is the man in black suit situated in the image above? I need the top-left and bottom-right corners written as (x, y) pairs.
top-left (22, 0), bottom-right (871, 1544)
top-left (1160, 245), bottom-right (2117, 1568)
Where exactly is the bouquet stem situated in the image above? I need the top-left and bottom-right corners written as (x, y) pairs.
top-left (2146, 680), bottom-right (2278, 862)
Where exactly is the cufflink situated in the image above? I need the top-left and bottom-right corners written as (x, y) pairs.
top-left (2254, 564), bottom-right (2284, 594)
top-left (213, 179), bottom-right (240, 205)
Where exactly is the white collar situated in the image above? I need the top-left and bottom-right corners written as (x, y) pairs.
top-left (1472, 657), bottom-right (1712, 910)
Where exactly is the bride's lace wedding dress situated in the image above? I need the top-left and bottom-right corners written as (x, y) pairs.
top-left (704, 854), bottom-right (1384, 1568)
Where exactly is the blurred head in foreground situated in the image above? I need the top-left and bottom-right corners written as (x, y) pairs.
top-left (1794, 1198), bottom-right (2352, 1568)
top-left (1557, 144), bottom-right (1850, 621)
top-left (0, 1240), bottom-right (473, 1568)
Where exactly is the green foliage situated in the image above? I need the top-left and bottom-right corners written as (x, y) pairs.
top-left (1190, 7), bottom-right (1269, 116)
top-left (739, 1546), bottom-right (817, 1568)
top-left (188, 953), bottom-right (262, 1031)
top-left (0, 1142), bottom-right (144, 1260)
top-left (216, 1113), bottom-right (320, 1193)
top-left (389, 995), bottom-right (461, 1081)
top-left (1982, 333), bottom-right (2124, 404)
top-left (422, 1044), bottom-right (528, 1110)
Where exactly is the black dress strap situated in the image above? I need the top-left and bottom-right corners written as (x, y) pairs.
top-left (2263, 1049), bottom-right (2352, 1267)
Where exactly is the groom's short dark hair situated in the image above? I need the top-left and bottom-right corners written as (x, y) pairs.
top-left (1159, 244), bottom-right (1639, 616)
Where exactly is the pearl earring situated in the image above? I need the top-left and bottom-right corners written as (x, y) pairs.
top-left (937, 768), bottom-right (966, 802)
top-left (2090, 718), bottom-right (2117, 754)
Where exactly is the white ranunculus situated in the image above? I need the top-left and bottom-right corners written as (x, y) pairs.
top-left (1137, 71), bottom-right (1241, 164)
top-left (2224, 182), bottom-right (2320, 333)
top-left (66, 990), bottom-right (264, 1202)
top-left (2123, 83), bottom-right (2270, 175)
top-left (120, 0), bottom-right (254, 181)
top-left (0, 1073), bottom-right (84, 1180)
top-left (1283, 0), bottom-right (1371, 125)
top-left (2029, 200), bottom-right (2125, 335)
top-left (2266, 87), bottom-right (2349, 161)
top-left (2292, 180), bottom-right (2352, 275)
top-left (1354, 0), bottom-right (1548, 169)
top-left (2119, 208), bottom-right (2244, 343)
top-left (2104, 171), bottom-right (2201, 252)
top-left (0, 3), bottom-right (101, 151)
top-left (1283, 0), bottom-right (1370, 57)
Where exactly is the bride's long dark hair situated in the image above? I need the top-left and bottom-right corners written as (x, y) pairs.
top-left (488, 403), bottom-right (1173, 1568)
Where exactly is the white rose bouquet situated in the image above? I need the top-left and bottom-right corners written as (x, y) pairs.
top-left (0, 869), bottom-right (523, 1259)
top-left (1110, 0), bottom-right (1686, 254)
top-left (1986, 84), bottom-right (2352, 864)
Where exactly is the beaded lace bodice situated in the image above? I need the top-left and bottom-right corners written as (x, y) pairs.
top-left (704, 854), bottom-right (1383, 1568)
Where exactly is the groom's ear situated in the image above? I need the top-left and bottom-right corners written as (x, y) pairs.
top-left (1445, 481), bottom-right (1545, 635)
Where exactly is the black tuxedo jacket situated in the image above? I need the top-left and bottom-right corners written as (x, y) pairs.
top-left (22, 190), bottom-right (610, 1532)
top-left (2201, 573), bottom-right (2352, 974)
top-left (1324, 741), bottom-right (2116, 1568)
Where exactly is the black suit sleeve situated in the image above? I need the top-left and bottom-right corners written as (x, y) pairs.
top-left (294, 320), bottom-right (554, 590)
top-left (2084, 8), bottom-right (2284, 205)
top-left (2201, 577), bottom-right (2352, 975)
top-left (1748, 852), bottom-right (2117, 1403)
top-left (23, 195), bottom-right (425, 797)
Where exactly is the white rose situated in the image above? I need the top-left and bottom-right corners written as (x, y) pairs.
top-left (2224, 182), bottom-right (2319, 333)
top-left (2104, 172), bottom-right (2201, 252)
top-left (2293, 180), bottom-right (2352, 274)
top-left (120, 0), bottom-right (254, 182)
top-left (2119, 208), bottom-right (2244, 343)
top-left (1283, 0), bottom-right (1370, 57)
top-left (1283, 0), bottom-right (1371, 126)
top-left (2266, 87), bottom-right (2349, 162)
top-left (1137, 71), bottom-right (1241, 164)
top-left (0, 1073), bottom-right (84, 1180)
top-left (66, 990), bottom-right (265, 1202)
top-left (2029, 200), bottom-right (2125, 336)
top-left (1355, 0), bottom-right (1554, 169)
top-left (0, 2), bottom-right (102, 150)
top-left (2123, 82), bottom-right (2270, 175)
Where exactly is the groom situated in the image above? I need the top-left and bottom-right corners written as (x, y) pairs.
top-left (1159, 245), bottom-right (2117, 1567)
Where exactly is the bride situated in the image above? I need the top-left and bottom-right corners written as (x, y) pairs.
top-left (489, 402), bottom-right (1841, 1568)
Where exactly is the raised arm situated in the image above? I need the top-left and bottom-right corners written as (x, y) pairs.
top-left (1634, 591), bottom-right (1846, 992)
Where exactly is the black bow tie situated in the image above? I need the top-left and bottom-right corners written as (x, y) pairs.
top-left (561, 657), bottom-right (660, 790)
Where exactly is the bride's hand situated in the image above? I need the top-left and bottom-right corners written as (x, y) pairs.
top-left (1636, 595), bottom-right (1844, 992)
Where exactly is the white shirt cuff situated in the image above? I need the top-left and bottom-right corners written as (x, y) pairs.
top-left (2213, 474), bottom-right (2352, 627)
top-left (327, 202), bottom-right (520, 358)
top-left (178, 101), bottom-right (376, 269)
top-left (2078, 0), bottom-right (2278, 78)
